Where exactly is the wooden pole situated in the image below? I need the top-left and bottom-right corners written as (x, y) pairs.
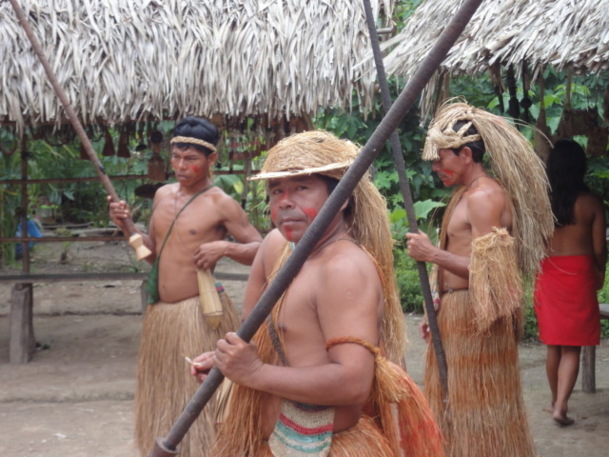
top-left (148, 1), bottom-right (483, 455)
top-left (361, 0), bottom-right (449, 398)
top-left (8, 0), bottom-right (151, 260)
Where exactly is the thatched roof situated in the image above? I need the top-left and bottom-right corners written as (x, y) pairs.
top-left (0, 0), bottom-right (392, 129)
top-left (381, 0), bottom-right (609, 80)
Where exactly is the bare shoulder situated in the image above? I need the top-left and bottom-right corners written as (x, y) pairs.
top-left (574, 192), bottom-right (605, 221)
top-left (207, 186), bottom-right (244, 214)
top-left (466, 178), bottom-right (511, 233)
top-left (577, 192), bottom-right (604, 210)
top-left (207, 185), bottom-right (234, 204)
top-left (468, 178), bottom-right (507, 205)
top-left (154, 183), bottom-right (177, 201)
top-left (317, 241), bottom-right (380, 286)
top-left (313, 241), bottom-right (383, 339)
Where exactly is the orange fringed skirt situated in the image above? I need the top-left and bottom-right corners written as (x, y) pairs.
top-left (425, 290), bottom-right (536, 457)
top-left (534, 255), bottom-right (600, 346)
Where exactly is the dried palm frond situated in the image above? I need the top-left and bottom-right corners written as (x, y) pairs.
top-left (0, 0), bottom-right (394, 131)
top-left (376, 0), bottom-right (609, 120)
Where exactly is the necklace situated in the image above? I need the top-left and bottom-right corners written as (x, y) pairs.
top-left (311, 235), bottom-right (356, 255)
top-left (291, 235), bottom-right (356, 255)
top-left (466, 174), bottom-right (486, 189)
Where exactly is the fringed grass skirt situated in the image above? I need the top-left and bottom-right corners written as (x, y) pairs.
top-left (134, 290), bottom-right (239, 457)
top-left (257, 416), bottom-right (394, 457)
top-left (425, 290), bottom-right (535, 457)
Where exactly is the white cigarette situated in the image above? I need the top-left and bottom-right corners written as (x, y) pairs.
top-left (185, 356), bottom-right (205, 368)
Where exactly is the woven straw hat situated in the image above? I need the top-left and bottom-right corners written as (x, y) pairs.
top-left (248, 130), bottom-right (356, 181)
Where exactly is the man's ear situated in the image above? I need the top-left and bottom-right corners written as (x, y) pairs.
top-left (339, 197), bottom-right (351, 213)
top-left (208, 151), bottom-right (218, 165)
top-left (459, 146), bottom-right (473, 163)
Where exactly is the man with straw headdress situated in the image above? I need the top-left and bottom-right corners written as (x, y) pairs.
top-left (191, 130), bottom-right (444, 457)
top-left (108, 116), bottom-right (262, 457)
top-left (406, 101), bottom-right (554, 457)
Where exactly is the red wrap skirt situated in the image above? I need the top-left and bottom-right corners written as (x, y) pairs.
top-left (534, 255), bottom-right (600, 346)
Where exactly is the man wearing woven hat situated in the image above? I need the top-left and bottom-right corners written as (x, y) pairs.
top-left (108, 116), bottom-right (262, 457)
top-left (406, 101), bottom-right (554, 457)
top-left (191, 130), bottom-right (443, 457)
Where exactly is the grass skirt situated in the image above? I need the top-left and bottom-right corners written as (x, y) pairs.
top-left (134, 291), bottom-right (239, 457)
top-left (425, 290), bottom-right (535, 457)
top-left (256, 416), bottom-right (394, 457)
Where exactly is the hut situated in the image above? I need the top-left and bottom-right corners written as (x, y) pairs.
top-left (0, 0), bottom-right (393, 129)
top-left (0, 0), bottom-right (394, 362)
top-left (377, 0), bottom-right (609, 158)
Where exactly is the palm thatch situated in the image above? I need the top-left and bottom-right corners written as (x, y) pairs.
top-left (382, 0), bottom-right (609, 80)
top-left (0, 0), bottom-right (393, 130)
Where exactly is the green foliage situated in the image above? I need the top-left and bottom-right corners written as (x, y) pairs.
top-left (313, 80), bottom-right (444, 216)
top-left (394, 0), bottom-right (425, 27)
top-left (0, 147), bottom-right (21, 265)
top-left (595, 283), bottom-right (609, 339)
top-left (0, 129), bottom-right (157, 230)
top-left (521, 280), bottom-right (538, 341)
top-left (394, 246), bottom-right (427, 313)
top-left (214, 154), bottom-right (271, 232)
top-left (32, 140), bottom-right (150, 226)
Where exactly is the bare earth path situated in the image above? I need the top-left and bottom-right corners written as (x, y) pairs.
top-left (1, 241), bottom-right (608, 456)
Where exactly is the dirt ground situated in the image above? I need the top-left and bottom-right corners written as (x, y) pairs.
top-left (1, 240), bottom-right (608, 457)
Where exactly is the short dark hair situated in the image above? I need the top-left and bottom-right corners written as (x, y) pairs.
top-left (450, 120), bottom-right (485, 162)
top-left (172, 116), bottom-right (220, 156)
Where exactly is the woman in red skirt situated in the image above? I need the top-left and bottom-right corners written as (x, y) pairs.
top-left (534, 139), bottom-right (607, 426)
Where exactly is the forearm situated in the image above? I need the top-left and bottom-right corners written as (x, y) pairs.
top-left (428, 247), bottom-right (470, 280)
top-left (223, 240), bottom-right (261, 265)
top-left (245, 363), bottom-right (371, 406)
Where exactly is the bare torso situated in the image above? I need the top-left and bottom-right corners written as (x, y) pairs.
top-left (248, 230), bottom-right (384, 438)
top-left (442, 177), bottom-right (513, 291)
top-left (152, 184), bottom-right (232, 303)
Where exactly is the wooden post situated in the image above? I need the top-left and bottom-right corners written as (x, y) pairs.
top-left (10, 283), bottom-right (36, 363)
top-left (581, 346), bottom-right (596, 393)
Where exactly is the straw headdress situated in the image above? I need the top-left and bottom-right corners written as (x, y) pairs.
top-left (423, 101), bottom-right (554, 277)
top-left (252, 130), bottom-right (405, 363)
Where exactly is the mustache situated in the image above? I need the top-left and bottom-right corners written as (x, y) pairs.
top-left (274, 210), bottom-right (302, 223)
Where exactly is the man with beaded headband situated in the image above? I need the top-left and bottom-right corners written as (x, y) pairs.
top-left (191, 130), bottom-right (444, 457)
top-left (406, 101), bottom-right (554, 457)
top-left (108, 116), bottom-right (262, 457)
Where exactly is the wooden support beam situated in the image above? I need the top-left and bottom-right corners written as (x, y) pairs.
top-left (9, 284), bottom-right (35, 364)
top-left (581, 303), bottom-right (609, 393)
